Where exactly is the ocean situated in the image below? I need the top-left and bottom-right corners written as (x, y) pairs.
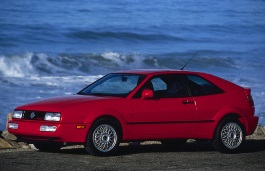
top-left (0, 0), bottom-right (264, 130)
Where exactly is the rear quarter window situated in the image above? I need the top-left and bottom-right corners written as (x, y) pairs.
top-left (187, 75), bottom-right (224, 96)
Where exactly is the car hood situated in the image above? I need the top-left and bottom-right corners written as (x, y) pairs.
top-left (15, 95), bottom-right (120, 112)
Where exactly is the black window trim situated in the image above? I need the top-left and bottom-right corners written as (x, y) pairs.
top-left (183, 74), bottom-right (225, 97)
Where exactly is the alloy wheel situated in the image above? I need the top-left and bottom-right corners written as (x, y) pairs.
top-left (92, 124), bottom-right (118, 152)
top-left (220, 122), bottom-right (243, 149)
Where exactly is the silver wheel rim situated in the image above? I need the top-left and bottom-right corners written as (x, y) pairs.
top-left (221, 122), bottom-right (243, 149)
top-left (92, 124), bottom-right (117, 152)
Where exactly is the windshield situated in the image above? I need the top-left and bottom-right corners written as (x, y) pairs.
top-left (77, 73), bottom-right (146, 97)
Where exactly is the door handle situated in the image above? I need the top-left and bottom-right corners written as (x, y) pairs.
top-left (182, 100), bottom-right (194, 104)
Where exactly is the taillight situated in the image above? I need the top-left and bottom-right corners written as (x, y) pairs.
top-left (245, 88), bottom-right (254, 107)
top-left (247, 94), bottom-right (255, 107)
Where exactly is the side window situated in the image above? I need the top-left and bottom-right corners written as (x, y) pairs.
top-left (187, 75), bottom-right (224, 96)
top-left (134, 75), bottom-right (188, 98)
top-left (133, 74), bottom-right (189, 99)
top-left (150, 77), bottom-right (167, 98)
top-left (151, 78), bottom-right (167, 91)
top-left (166, 79), bottom-right (188, 98)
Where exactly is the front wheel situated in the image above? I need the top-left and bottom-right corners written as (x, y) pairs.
top-left (212, 117), bottom-right (245, 153)
top-left (85, 119), bottom-right (121, 156)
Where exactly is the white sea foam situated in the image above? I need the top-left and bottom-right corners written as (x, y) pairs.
top-left (0, 53), bottom-right (36, 77)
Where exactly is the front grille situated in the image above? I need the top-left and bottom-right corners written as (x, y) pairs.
top-left (22, 111), bottom-right (46, 120)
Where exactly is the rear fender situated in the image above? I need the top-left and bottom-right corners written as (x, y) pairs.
top-left (213, 106), bottom-right (244, 123)
top-left (211, 107), bottom-right (245, 137)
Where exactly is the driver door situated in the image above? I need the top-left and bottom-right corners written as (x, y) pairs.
top-left (130, 74), bottom-right (197, 138)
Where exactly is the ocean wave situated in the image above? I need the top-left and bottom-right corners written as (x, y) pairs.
top-left (0, 53), bottom-right (35, 77)
top-left (67, 30), bottom-right (185, 42)
top-left (0, 52), bottom-right (239, 78)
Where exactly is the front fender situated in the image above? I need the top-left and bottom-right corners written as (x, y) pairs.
top-left (84, 107), bottom-right (131, 140)
top-left (84, 108), bottom-right (126, 124)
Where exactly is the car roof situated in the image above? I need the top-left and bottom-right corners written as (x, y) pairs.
top-left (113, 69), bottom-right (200, 75)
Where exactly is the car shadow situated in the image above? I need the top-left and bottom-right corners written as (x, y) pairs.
top-left (57, 139), bottom-right (265, 156)
top-left (240, 139), bottom-right (265, 153)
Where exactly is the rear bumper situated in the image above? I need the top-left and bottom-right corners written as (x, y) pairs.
top-left (8, 120), bottom-right (91, 144)
top-left (244, 115), bottom-right (259, 135)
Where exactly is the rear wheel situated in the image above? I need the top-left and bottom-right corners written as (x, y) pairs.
top-left (85, 119), bottom-right (121, 156)
top-left (34, 143), bottom-right (62, 152)
top-left (212, 117), bottom-right (245, 153)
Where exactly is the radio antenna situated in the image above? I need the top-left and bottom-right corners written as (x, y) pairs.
top-left (180, 51), bottom-right (198, 70)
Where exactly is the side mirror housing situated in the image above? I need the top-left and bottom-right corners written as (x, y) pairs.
top-left (141, 89), bottom-right (154, 100)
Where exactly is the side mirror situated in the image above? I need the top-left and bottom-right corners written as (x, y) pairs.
top-left (141, 89), bottom-right (154, 100)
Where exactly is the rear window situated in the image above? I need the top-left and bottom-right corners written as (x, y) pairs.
top-left (187, 75), bottom-right (224, 96)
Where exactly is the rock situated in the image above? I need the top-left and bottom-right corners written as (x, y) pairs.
top-left (18, 142), bottom-right (31, 149)
top-left (0, 138), bottom-right (13, 149)
top-left (0, 130), bottom-right (31, 149)
top-left (6, 113), bottom-right (12, 130)
top-left (262, 126), bottom-right (265, 134)
top-left (246, 125), bottom-right (265, 140)
top-left (7, 140), bottom-right (21, 148)
top-left (29, 144), bottom-right (37, 149)
top-left (1, 130), bottom-right (17, 141)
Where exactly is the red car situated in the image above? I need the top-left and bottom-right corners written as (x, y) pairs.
top-left (8, 70), bottom-right (258, 156)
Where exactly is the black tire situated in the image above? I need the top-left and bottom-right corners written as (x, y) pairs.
top-left (212, 117), bottom-right (245, 154)
top-left (34, 143), bottom-right (62, 152)
top-left (85, 118), bottom-right (121, 156)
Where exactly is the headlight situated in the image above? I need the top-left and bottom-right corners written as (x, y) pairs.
top-left (13, 111), bottom-right (23, 119)
top-left (44, 112), bottom-right (61, 121)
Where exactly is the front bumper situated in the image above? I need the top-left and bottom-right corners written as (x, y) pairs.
top-left (8, 120), bottom-right (91, 144)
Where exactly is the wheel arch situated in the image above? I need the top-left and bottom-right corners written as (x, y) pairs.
top-left (93, 115), bottom-right (123, 134)
top-left (211, 113), bottom-right (246, 153)
top-left (84, 115), bottom-right (123, 156)
top-left (86, 113), bottom-right (127, 142)
top-left (212, 113), bottom-right (246, 138)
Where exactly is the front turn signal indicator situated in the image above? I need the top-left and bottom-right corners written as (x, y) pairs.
top-left (76, 125), bottom-right (86, 129)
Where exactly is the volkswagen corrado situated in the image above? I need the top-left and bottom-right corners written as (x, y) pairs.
top-left (8, 70), bottom-right (258, 156)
